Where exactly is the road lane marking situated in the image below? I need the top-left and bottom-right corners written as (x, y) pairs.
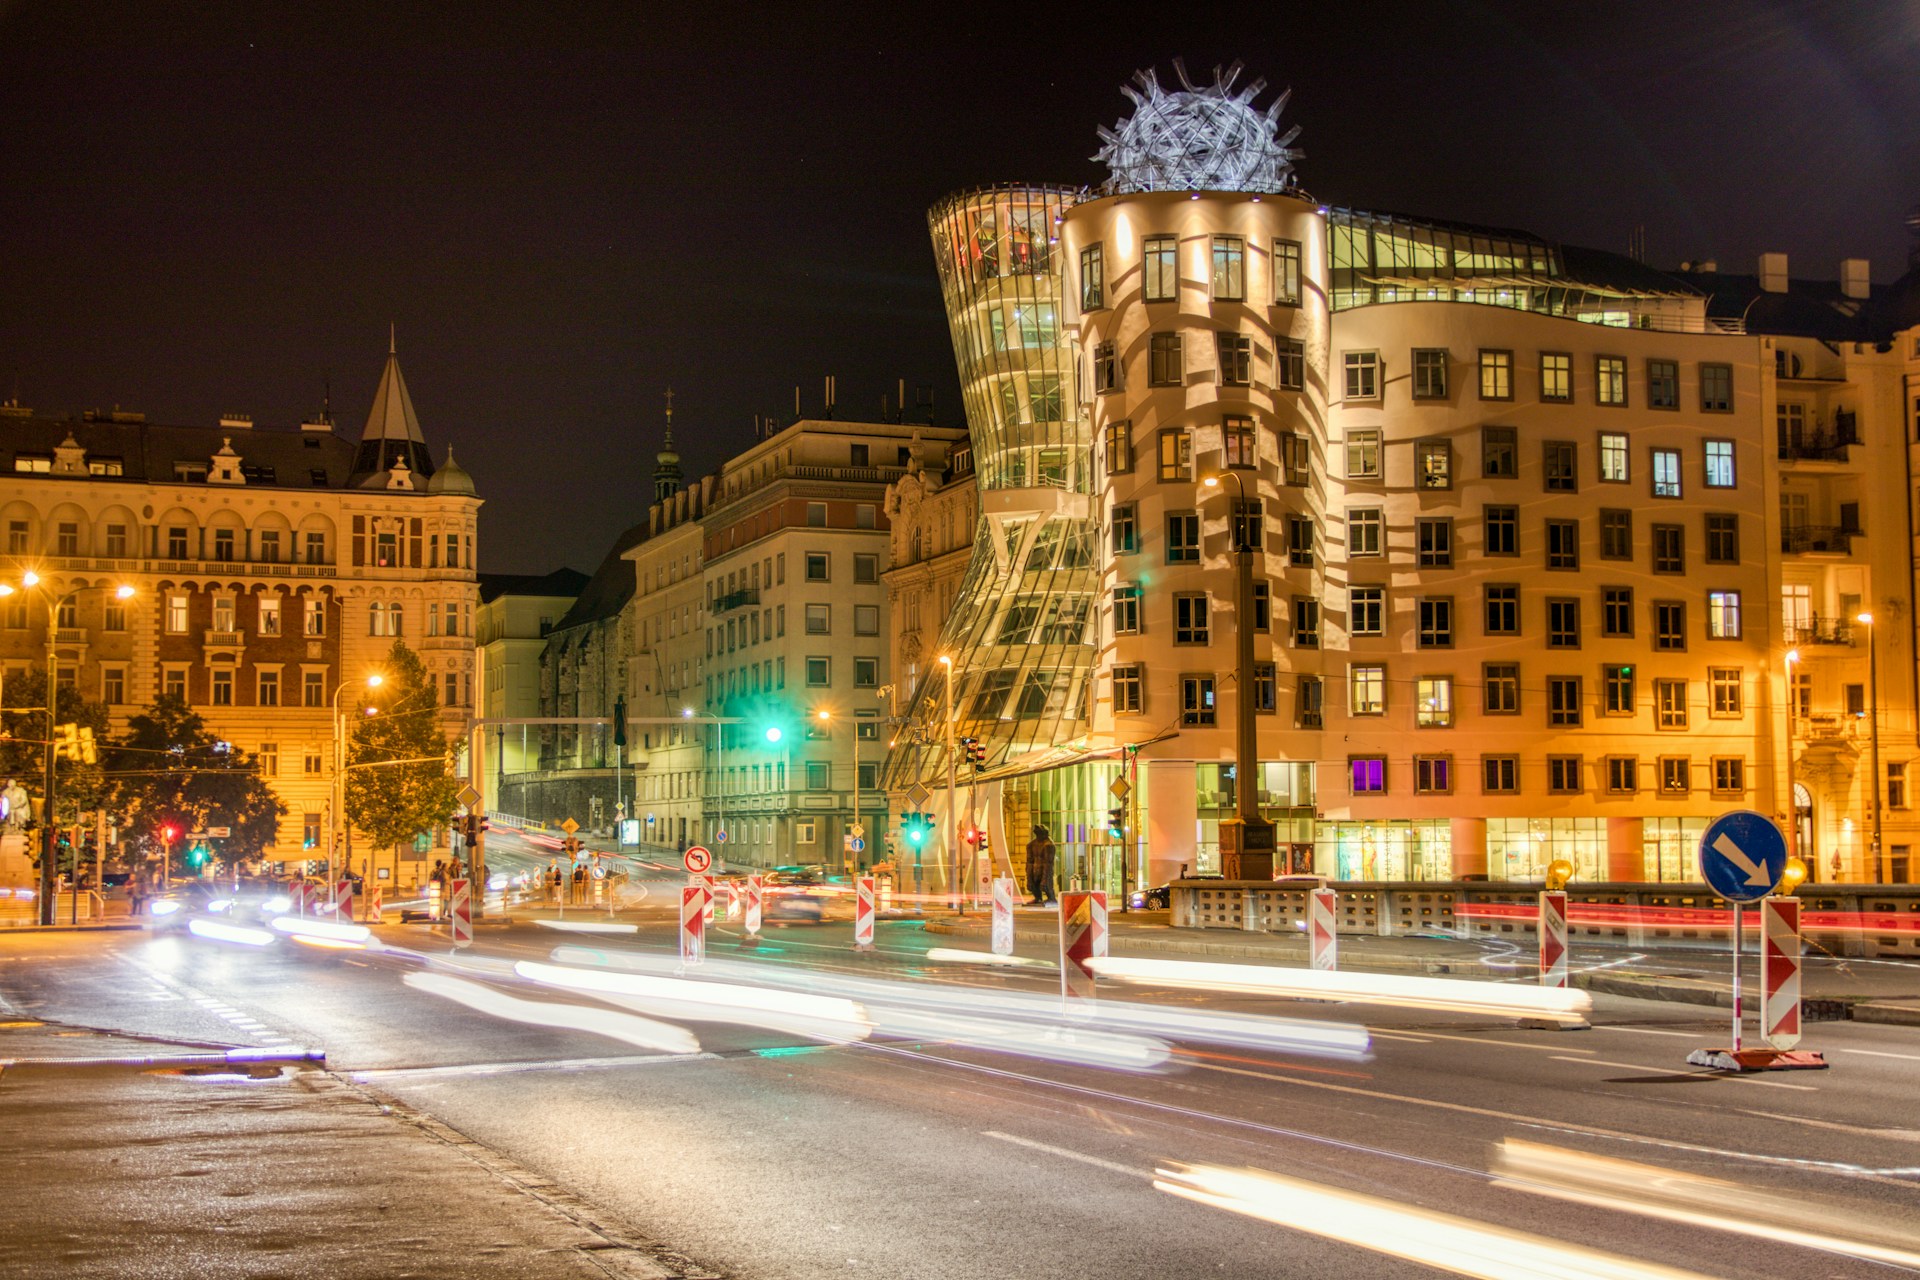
top-left (353, 1051), bottom-right (720, 1082)
top-left (1595, 1026), bottom-right (1698, 1038)
top-left (982, 1130), bottom-right (1147, 1179)
top-left (1731, 1109), bottom-right (1920, 1141)
top-left (1364, 1031), bottom-right (1433, 1044)
top-left (1373, 1028), bottom-right (1594, 1054)
top-left (1547, 1054), bottom-right (1818, 1091)
top-left (1837, 1047), bottom-right (1920, 1063)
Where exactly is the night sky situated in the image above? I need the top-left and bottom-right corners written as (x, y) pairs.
top-left (1, 2), bottom-right (1915, 575)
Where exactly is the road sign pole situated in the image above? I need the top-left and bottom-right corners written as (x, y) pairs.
top-left (1730, 900), bottom-right (1743, 1054)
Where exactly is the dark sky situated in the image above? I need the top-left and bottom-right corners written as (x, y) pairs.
top-left (1, 1), bottom-right (1916, 574)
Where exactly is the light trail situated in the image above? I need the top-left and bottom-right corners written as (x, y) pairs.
top-left (269, 916), bottom-right (372, 946)
top-left (512, 959), bottom-right (872, 1044)
top-left (401, 972), bottom-right (702, 1055)
top-left (186, 918), bottom-right (275, 947)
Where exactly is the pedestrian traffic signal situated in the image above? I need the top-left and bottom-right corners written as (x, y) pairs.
top-left (1107, 806), bottom-right (1126, 839)
top-left (963, 824), bottom-right (981, 847)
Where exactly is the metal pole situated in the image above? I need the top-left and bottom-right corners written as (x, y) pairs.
top-left (945, 660), bottom-right (958, 912)
top-left (851, 716), bottom-right (861, 874)
top-left (38, 603), bottom-right (57, 926)
top-left (1866, 620), bottom-right (1885, 882)
top-left (1783, 653), bottom-right (1800, 870)
top-left (1231, 475), bottom-right (1258, 834)
top-left (1730, 901), bottom-right (1744, 1053)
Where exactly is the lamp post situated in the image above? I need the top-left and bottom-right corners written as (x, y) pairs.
top-left (1857, 612), bottom-right (1884, 881)
top-left (1783, 648), bottom-right (1801, 873)
top-left (1202, 474), bottom-right (1274, 879)
top-left (937, 653), bottom-right (958, 911)
top-left (331, 673), bottom-right (384, 901)
top-left (0, 576), bottom-right (134, 926)
top-left (816, 708), bottom-right (862, 874)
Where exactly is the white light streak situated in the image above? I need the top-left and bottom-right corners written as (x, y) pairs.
top-left (513, 960), bottom-right (871, 1044)
top-left (187, 918), bottom-right (274, 947)
top-left (270, 916), bottom-right (371, 945)
top-left (402, 972), bottom-right (701, 1055)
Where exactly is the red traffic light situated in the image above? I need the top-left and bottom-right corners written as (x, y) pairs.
top-left (963, 825), bottom-right (982, 846)
top-left (162, 826), bottom-right (177, 842)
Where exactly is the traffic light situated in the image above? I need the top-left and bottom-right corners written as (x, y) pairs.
top-left (77, 726), bottom-right (96, 765)
top-left (562, 835), bottom-right (582, 857)
top-left (963, 824), bottom-right (981, 847)
top-left (55, 723), bottom-right (79, 760)
top-left (959, 737), bottom-right (986, 768)
top-left (903, 812), bottom-right (929, 849)
top-left (473, 814), bottom-right (489, 839)
top-left (1107, 806), bottom-right (1126, 839)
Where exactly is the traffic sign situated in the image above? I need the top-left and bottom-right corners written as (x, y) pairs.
top-left (1698, 810), bottom-right (1788, 902)
top-left (850, 823), bottom-right (865, 839)
top-left (1109, 776), bottom-right (1131, 799)
top-left (850, 836), bottom-right (865, 853)
top-left (683, 844), bottom-right (713, 875)
top-left (905, 782), bottom-right (932, 809)
top-left (457, 784), bottom-right (482, 809)
top-left (715, 829), bottom-right (728, 844)
top-left (207, 826), bottom-right (231, 838)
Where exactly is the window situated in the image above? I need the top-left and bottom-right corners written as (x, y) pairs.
top-left (854, 553), bottom-right (879, 584)
top-left (1544, 441), bottom-right (1577, 491)
top-left (1416, 676), bottom-right (1453, 727)
top-left (1890, 762), bottom-right (1909, 810)
top-left (1111, 585), bottom-right (1143, 635)
top-left (1704, 513), bottom-right (1739, 564)
top-left (1547, 598), bottom-right (1580, 648)
top-left (1349, 665), bottom-right (1385, 715)
top-left (1417, 518), bottom-right (1452, 567)
top-left (806, 502), bottom-right (827, 527)
top-left (1652, 524), bottom-right (1685, 574)
top-left (1479, 349), bottom-right (1513, 400)
top-left (806, 657), bottom-right (830, 686)
top-left (14, 454), bottom-right (50, 473)
top-left (1599, 432), bottom-right (1628, 483)
top-left (1111, 503), bottom-right (1137, 555)
top-left (1147, 333), bottom-right (1181, 386)
top-left (1603, 664), bottom-right (1635, 715)
top-left (1701, 362), bottom-right (1733, 412)
top-left (1546, 520), bottom-right (1579, 570)
top-left (1710, 667), bottom-right (1742, 716)
top-left (1157, 428), bottom-right (1192, 481)
top-left (854, 657), bottom-right (878, 687)
top-left (1548, 676), bottom-right (1582, 726)
top-left (1484, 505), bottom-right (1517, 556)
top-left (1712, 757), bottom-right (1746, 795)
top-left (1482, 667), bottom-right (1512, 717)
top-left (1704, 440), bottom-right (1736, 488)
top-left (1273, 239), bottom-right (1302, 305)
top-left (1548, 756), bottom-right (1583, 794)
top-left (1165, 512), bottom-right (1199, 563)
top-left (1296, 675), bottom-right (1323, 728)
top-left (1482, 426), bottom-right (1517, 478)
top-left (1602, 587), bottom-right (1633, 637)
top-left (1654, 601), bottom-right (1686, 651)
top-left (1412, 349), bottom-right (1449, 400)
top-left (369, 602), bottom-right (402, 637)
top-left (1345, 429), bottom-right (1381, 479)
top-left (304, 672), bottom-right (324, 707)
top-left (1343, 351), bottom-right (1380, 400)
top-left (1415, 439), bottom-right (1451, 489)
top-left (1211, 235), bottom-right (1245, 300)
top-left (1217, 332), bottom-right (1252, 387)
top-left (1231, 499), bottom-right (1262, 550)
top-left (305, 531), bottom-right (326, 563)
top-left (102, 667), bottom-right (125, 705)
top-left (1080, 244), bottom-right (1104, 310)
top-left (1253, 662), bottom-right (1277, 714)
top-left (1108, 664), bottom-right (1143, 714)
top-left (1275, 338), bottom-right (1305, 391)
top-left (104, 602), bottom-right (126, 631)
top-left (1660, 757), bottom-right (1690, 795)
top-left (1484, 585), bottom-right (1518, 635)
top-left (1175, 593), bottom-right (1209, 644)
top-left (374, 531), bottom-right (398, 566)
top-left (1223, 416), bottom-right (1256, 469)
top-left (164, 668), bottom-right (187, 701)
top-left (1414, 756), bottom-right (1453, 794)
top-left (1483, 756), bottom-right (1519, 794)
top-left (1707, 590), bottom-right (1742, 639)
top-left (1143, 235), bottom-right (1177, 302)
top-left (258, 596), bottom-right (281, 636)
top-left (1596, 355), bottom-right (1627, 405)
top-left (105, 524), bottom-right (128, 557)
top-left (1267, 516), bottom-right (1308, 571)
top-left (1292, 597), bottom-right (1320, 648)
top-left (1347, 507), bottom-right (1383, 557)
top-left (1606, 756), bottom-right (1639, 794)
top-left (806, 552), bottom-right (830, 582)
top-left (1418, 598), bottom-right (1453, 648)
top-left (805, 603), bottom-right (830, 635)
top-left (1656, 680), bottom-right (1688, 729)
top-left (1180, 675), bottom-right (1216, 726)
top-left (166, 594), bottom-right (188, 633)
top-left (167, 527), bottom-right (189, 558)
top-left (1349, 757), bottom-right (1386, 795)
top-left (1541, 352), bottom-right (1572, 402)
top-left (1092, 340), bottom-right (1121, 393)
top-left (1650, 447), bottom-right (1685, 498)
top-left (211, 668), bottom-right (233, 706)
top-left (854, 604), bottom-right (880, 637)
top-left (258, 669), bottom-right (280, 707)
top-left (1648, 358), bottom-right (1679, 409)
top-left (1350, 586), bottom-right (1384, 636)
top-left (1600, 510), bottom-right (1632, 560)
top-left (805, 762), bottom-right (830, 792)
top-left (55, 522), bottom-right (78, 556)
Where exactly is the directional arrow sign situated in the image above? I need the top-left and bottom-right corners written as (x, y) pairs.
top-left (1698, 810), bottom-right (1789, 902)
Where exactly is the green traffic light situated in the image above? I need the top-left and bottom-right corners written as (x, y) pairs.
top-left (765, 726), bottom-right (783, 744)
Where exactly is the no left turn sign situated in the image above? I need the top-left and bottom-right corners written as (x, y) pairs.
top-left (684, 845), bottom-right (713, 874)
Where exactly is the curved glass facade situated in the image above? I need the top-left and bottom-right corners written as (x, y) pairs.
top-left (887, 185), bottom-right (1100, 786)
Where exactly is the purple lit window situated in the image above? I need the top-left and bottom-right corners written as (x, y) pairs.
top-left (1349, 757), bottom-right (1386, 795)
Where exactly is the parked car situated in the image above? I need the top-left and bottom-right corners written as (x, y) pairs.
top-left (762, 865), bottom-right (831, 923)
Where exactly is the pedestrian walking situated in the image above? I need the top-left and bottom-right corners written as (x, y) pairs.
top-left (129, 863), bottom-right (150, 917)
top-left (431, 859), bottom-right (449, 918)
top-left (1025, 824), bottom-right (1057, 907)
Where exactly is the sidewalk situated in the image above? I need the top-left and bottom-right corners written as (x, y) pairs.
top-left (0, 1020), bottom-right (702, 1279)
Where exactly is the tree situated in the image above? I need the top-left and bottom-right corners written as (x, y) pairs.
top-left (105, 695), bottom-right (285, 869)
top-left (0, 668), bottom-right (112, 831)
top-left (346, 641), bottom-right (458, 856)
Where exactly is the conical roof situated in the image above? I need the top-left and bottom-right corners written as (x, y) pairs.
top-left (351, 328), bottom-right (434, 481)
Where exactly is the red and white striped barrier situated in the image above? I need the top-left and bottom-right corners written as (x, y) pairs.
top-left (367, 886), bottom-right (383, 925)
top-left (1059, 891), bottom-right (1108, 1006)
top-left (744, 874), bottom-right (763, 937)
top-left (335, 879), bottom-right (356, 923)
top-left (1309, 887), bottom-right (1338, 971)
top-left (1762, 895), bottom-right (1802, 1050)
top-left (991, 877), bottom-right (1016, 956)
top-left (1539, 890), bottom-right (1569, 988)
top-left (289, 882), bottom-right (309, 916)
top-left (679, 882), bottom-right (706, 967)
top-left (449, 878), bottom-right (472, 947)
top-left (854, 875), bottom-right (876, 951)
top-left (700, 873), bottom-right (715, 926)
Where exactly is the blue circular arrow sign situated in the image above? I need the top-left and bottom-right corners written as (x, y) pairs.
top-left (1697, 809), bottom-right (1788, 902)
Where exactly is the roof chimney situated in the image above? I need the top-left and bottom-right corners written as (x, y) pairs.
top-left (1840, 258), bottom-right (1871, 300)
top-left (1759, 252), bottom-right (1789, 293)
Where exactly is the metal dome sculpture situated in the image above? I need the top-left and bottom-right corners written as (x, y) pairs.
top-left (1093, 59), bottom-right (1302, 195)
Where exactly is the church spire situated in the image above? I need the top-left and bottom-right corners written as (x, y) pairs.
top-left (352, 328), bottom-right (434, 481)
top-left (653, 386), bottom-right (682, 503)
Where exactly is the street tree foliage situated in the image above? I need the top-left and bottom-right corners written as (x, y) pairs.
top-left (105, 694), bottom-right (285, 866)
top-left (0, 668), bottom-right (112, 828)
top-left (346, 641), bottom-right (458, 855)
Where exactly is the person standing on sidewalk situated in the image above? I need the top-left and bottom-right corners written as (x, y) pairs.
top-left (1025, 825), bottom-right (1056, 907)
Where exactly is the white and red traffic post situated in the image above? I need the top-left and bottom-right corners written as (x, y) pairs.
top-left (990, 877), bottom-right (1016, 956)
top-left (1538, 889), bottom-right (1569, 988)
top-left (744, 873), bottom-right (763, 940)
top-left (1308, 886), bottom-right (1338, 971)
top-left (699, 873), bottom-right (716, 926)
top-left (1761, 894), bottom-right (1803, 1050)
top-left (289, 881), bottom-right (307, 917)
top-left (367, 885), bottom-right (383, 925)
top-left (854, 875), bottom-right (876, 951)
top-left (1059, 891), bottom-right (1108, 1011)
top-left (335, 878), bottom-right (356, 923)
top-left (449, 878), bottom-right (472, 948)
top-left (679, 883), bottom-right (706, 967)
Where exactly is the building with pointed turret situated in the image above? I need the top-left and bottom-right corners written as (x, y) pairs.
top-left (0, 337), bottom-right (480, 887)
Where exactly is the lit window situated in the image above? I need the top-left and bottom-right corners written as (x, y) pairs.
top-left (1416, 439), bottom-right (1450, 490)
top-left (1349, 756), bottom-right (1386, 795)
top-left (1652, 448), bottom-right (1681, 497)
top-left (1343, 351), bottom-right (1380, 400)
top-left (1479, 349), bottom-right (1512, 400)
top-left (1541, 352), bottom-right (1572, 402)
top-left (1416, 676), bottom-right (1452, 727)
top-left (1599, 432), bottom-right (1628, 482)
top-left (1143, 236), bottom-right (1177, 302)
top-left (1596, 355), bottom-right (1627, 405)
top-left (1345, 430), bottom-right (1380, 479)
top-left (1223, 416), bottom-right (1257, 469)
top-left (1708, 591), bottom-right (1742, 639)
top-left (1704, 440), bottom-right (1736, 488)
top-left (1210, 235), bottom-right (1245, 300)
top-left (165, 594), bottom-right (188, 634)
top-left (1079, 244), bottom-right (1104, 310)
top-left (1349, 665), bottom-right (1385, 715)
top-left (1158, 428), bottom-right (1192, 481)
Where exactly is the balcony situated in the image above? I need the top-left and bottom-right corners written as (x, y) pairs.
top-left (52, 627), bottom-right (87, 646)
top-left (1780, 525), bottom-right (1858, 555)
top-left (1778, 414), bottom-right (1859, 462)
top-left (1785, 616), bottom-right (1856, 647)
top-left (712, 587), bottom-right (759, 615)
top-left (1800, 712), bottom-right (1862, 746)
top-left (203, 629), bottom-right (244, 647)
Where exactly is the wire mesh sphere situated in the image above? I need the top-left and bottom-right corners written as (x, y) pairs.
top-left (1094, 60), bottom-right (1303, 195)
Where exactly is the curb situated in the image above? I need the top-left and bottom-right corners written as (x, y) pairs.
top-left (1853, 1001), bottom-right (1920, 1027)
top-left (0, 922), bottom-right (149, 933)
top-left (0, 1047), bottom-right (326, 1076)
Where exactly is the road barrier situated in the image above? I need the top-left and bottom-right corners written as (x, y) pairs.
top-left (679, 882), bottom-right (706, 966)
top-left (991, 878), bottom-right (1016, 955)
top-left (335, 879), bottom-right (355, 924)
top-left (449, 879), bottom-right (472, 947)
top-left (1308, 887), bottom-right (1337, 971)
top-left (1059, 891), bottom-right (1107, 1008)
top-left (744, 874), bottom-right (763, 939)
top-left (854, 876), bottom-right (875, 951)
top-left (1762, 895), bottom-right (1802, 1049)
top-left (368, 886), bottom-right (384, 925)
top-left (1539, 891), bottom-right (1568, 988)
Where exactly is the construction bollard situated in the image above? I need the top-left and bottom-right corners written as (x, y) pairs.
top-left (679, 883), bottom-right (705, 967)
top-left (1059, 891), bottom-right (1108, 1011)
top-left (1308, 886), bottom-right (1338, 971)
top-left (991, 877), bottom-right (1016, 956)
top-left (854, 875), bottom-right (876, 951)
top-left (367, 886), bottom-right (384, 924)
top-left (1761, 895), bottom-right (1802, 1050)
top-left (1539, 889), bottom-right (1569, 988)
top-left (449, 879), bottom-right (472, 947)
top-left (335, 879), bottom-right (356, 923)
top-left (744, 874), bottom-right (763, 940)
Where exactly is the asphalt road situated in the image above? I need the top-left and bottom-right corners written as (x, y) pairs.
top-left (5, 904), bottom-right (1920, 1279)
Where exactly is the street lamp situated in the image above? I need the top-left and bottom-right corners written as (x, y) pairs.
top-left (331, 672), bottom-right (384, 901)
top-left (1202, 474), bottom-right (1275, 879)
top-left (1857, 612), bottom-right (1884, 881)
top-left (937, 653), bottom-right (958, 910)
top-left (0, 577), bottom-right (135, 925)
top-left (817, 708), bottom-right (863, 874)
top-left (1783, 648), bottom-right (1801, 874)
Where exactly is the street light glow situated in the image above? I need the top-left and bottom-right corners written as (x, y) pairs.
top-left (115, 584), bottom-right (136, 599)
top-left (20, 571), bottom-right (38, 587)
top-left (1857, 612), bottom-right (1873, 625)
top-left (367, 673), bottom-right (384, 687)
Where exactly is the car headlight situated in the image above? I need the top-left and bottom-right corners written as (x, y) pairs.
top-left (264, 895), bottom-right (292, 912)
top-left (150, 900), bottom-right (181, 917)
